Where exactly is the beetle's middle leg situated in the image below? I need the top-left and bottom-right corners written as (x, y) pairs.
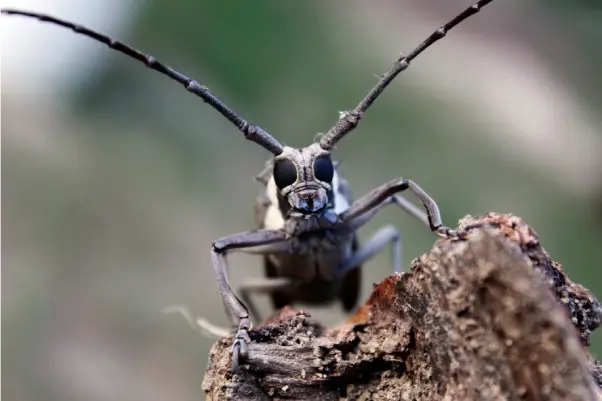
top-left (336, 195), bottom-right (412, 275)
top-left (237, 277), bottom-right (295, 326)
top-left (339, 224), bottom-right (402, 274)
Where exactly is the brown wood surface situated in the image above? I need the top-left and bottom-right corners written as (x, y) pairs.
top-left (203, 213), bottom-right (602, 401)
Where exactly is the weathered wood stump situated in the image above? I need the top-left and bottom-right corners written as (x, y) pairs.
top-left (202, 213), bottom-right (602, 400)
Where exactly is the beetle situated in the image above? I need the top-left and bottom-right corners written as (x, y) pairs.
top-left (1, 0), bottom-right (494, 373)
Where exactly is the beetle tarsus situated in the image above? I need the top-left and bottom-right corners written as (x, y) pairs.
top-left (231, 322), bottom-right (251, 373)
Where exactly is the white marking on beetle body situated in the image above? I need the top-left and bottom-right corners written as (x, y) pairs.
top-left (331, 170), bottom-right (350, 215)
top-left (264, 175), bottom-right (286, 229)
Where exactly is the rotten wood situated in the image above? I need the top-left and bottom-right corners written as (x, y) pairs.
top-left (202, 213), bottom-right (602, 400)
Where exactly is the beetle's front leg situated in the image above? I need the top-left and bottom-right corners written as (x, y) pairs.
top-left (341, 177), bottom-right (467, 239)
top-left (211, 229), bottom-right (289, 373)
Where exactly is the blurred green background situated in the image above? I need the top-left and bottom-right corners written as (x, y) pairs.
top-left (2, 0), bottom-right (602, 400)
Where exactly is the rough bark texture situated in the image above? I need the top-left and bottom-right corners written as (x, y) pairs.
top-left (202, 213), bottom-right (602, 400)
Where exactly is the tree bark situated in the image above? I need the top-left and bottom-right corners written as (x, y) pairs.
top-left (202, 213), bottom-right (602, 400)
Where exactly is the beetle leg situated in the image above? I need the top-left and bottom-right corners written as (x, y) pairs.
top-left (341, 177), bottom-right (468, 239)
top-left (237, 277), bottom-right (295, 325)
top-left (210, 229), bottom-right (291, 373)
top-left (339, 224), bottom-right (402, 274)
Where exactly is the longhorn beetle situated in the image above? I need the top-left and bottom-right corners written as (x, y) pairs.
top-left (2, 0), bottom-right (494, 373)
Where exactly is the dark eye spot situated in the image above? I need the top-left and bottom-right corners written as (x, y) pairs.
top-left (313, 155), bottom-right (334, 183)
top-left (273, 159), bottom-right (297, 189)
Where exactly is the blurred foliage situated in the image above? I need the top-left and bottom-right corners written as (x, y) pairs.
top-left (70, 0), bottom-right (602, 284)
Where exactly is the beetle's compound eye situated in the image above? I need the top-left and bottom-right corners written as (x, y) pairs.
top-left (313, 155), bottom-right (334, 183)
top-left (273, 159), bottom-right (297, 189)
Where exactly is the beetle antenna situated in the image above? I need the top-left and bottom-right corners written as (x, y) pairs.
top-left (1, 8), bottom-right (284, 155)
top-left (319, 0), bottom-right (494, 150)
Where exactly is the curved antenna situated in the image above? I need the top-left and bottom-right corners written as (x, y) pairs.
top-left (319, 0), bottom-right (494, 150)
top-left (1, 8), bottom-right (284, 156)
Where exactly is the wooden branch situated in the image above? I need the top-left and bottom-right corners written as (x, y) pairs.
top-left (202, 213), bottom-right (602, 400)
